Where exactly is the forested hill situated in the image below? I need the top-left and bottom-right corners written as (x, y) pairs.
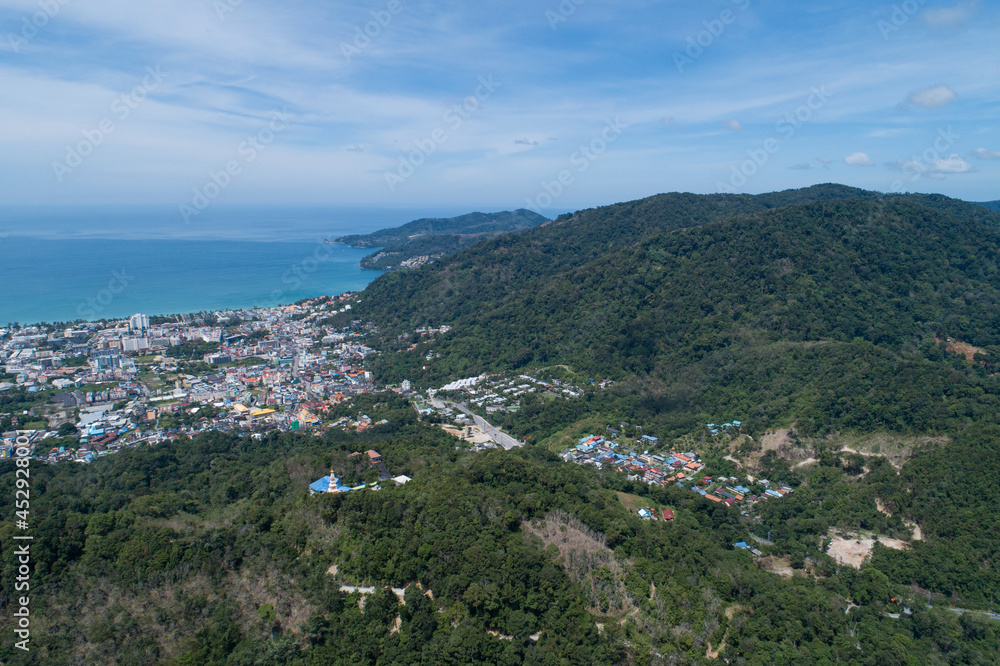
top-left (335, 209), bottom-right (549, 272)
top-left (335, 209), bottom-right (547, 248)
top-left (356, 185), bottom-right (997, 330)
top-left (353, 187), bottom-right (1000, 434)
top-left (976, 200), bottom-right (1000, 213)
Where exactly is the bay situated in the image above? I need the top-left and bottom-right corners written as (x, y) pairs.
top-left (0, 204), bottom-right (475, 325)
top-left (0, 237), bottom-right (382, 325)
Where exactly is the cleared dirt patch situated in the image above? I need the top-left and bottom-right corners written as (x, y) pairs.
top-left (761, 556), bottom-right (795, 578)
top-left (833, 432), bottom-right (948, 471)
top-left (938, 337), bottom-right (986, 362)
top-left (442, 424), bottom-right (493, 444)
top-left (760, 429), bottom-right (791, 453)
top-left (827, 533), bottom-right (909, 568)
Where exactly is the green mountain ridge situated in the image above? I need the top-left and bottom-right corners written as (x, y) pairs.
top-left (335, 209), bottom-right (548, 272)
top-left (354, 188), bottom-right (1000, 438)
top-left (357, 185), bottom-right (999, 331)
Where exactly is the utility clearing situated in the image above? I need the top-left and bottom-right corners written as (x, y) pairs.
top-left (826, 532), bottom-right (909, 568)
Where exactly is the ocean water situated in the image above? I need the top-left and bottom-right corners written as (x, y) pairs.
top-left (0, 205), bottom-right (471, 325)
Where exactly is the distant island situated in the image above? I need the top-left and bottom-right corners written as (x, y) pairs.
top-left (334, 209), bottom-right (549, 271)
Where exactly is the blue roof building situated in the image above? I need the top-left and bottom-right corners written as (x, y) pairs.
top-left (309, 471), bottom-right (353, 494)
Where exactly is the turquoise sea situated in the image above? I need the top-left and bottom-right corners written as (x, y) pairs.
top-left (0, 204), bottom-right (469, 325)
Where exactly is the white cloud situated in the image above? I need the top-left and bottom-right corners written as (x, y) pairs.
top-left (725, 119), bottom-right (742, 132)
top-left (893, 153), bottom-right (974, 179)
top-left (844, 152), bottom-right (874, 166)
top-left (969, 148), bottom-right (1000, 160)
top-left (906, 85), bottom-right (957, 109)
top-left (922, 1), bottom-right (981, 29)
top-left (932, 154), bottom-right (974, 173)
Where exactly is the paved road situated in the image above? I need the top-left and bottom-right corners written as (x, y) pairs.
top-left (947, 607), bottom-right (1000, 622)
top-left (883, 607), bottom-right (1000, 622)
top-left (440, 401), bottom-right (524, 450)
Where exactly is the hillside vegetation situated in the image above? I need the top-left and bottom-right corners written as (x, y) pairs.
top-left (335, 209), bottom-right (548, 272)
top-left (4, 401), bottom-right (999, 664)
top-left (355, 189), bottom-right (1000, 439)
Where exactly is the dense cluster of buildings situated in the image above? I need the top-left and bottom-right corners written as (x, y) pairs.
top-left (431, 372), bottom-right (584, 414)
top-left (561, 434), bottom-right (794, 513)
top-left (1, 295), bottom-right (381, 464)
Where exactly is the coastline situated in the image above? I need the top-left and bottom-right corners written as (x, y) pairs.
top-left (0, 237), bottom-right (384, 327)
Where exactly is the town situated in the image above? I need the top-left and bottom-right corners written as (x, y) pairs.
top-left (2, 301), bottom-right (791, 526)
top-left (0, 294), bottom-right (381, 464)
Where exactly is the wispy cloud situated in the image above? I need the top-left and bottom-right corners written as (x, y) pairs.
top-left (894, 154), bottom-right (974, 179)
top-left (922, 1), bottom-right (981, 29)
top-left (905, 85), bottom-right (957, 109)
top-left (969, 148), bottom-right (1000, 160)
top-left (844, 152), bottom-right (874, 166)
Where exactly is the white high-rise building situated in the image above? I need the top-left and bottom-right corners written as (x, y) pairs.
top-left (129, 313), bottom-right (149, 332)
top-left (121, 337), bottom-right (151, 353)
top-left (402, 380), bottom-right (412, 391)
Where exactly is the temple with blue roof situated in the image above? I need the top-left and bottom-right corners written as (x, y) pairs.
top-left (309, 469), bottom-right (354, 494)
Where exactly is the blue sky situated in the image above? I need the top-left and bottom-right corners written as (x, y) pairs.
top-left (0, 0), bottom-right (997, 215)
